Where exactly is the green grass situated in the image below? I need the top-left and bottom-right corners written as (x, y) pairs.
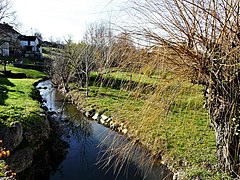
top-left (0, 67), bottom-right (46, 176)
top-left (43, 46), bottom-right (63, 53)
top-left (5, 65), bottom-right (46, 79)
top-left (0, 77), bottom-right (44, 128)
top-left (99, 71), bottom-right (172, 85)
top-left (68, 71), bottom-right (226, 179)
top-left (42, 53), bottom-right (52, 59)
top-left (79, 86), bottom-right (144, 118)
top-left (0, 66), bottom-right (46, 127)
top-left (42, 47), bottom-right (63, 59)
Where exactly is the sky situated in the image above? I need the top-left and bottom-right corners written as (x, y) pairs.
top-left (13, 0), bottom-right (125, 42)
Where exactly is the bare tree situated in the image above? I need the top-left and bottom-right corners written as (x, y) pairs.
top-left (125, 0), bottom-right (240, 175)
top-left (80, 27), bottom-right (99, 97)
top-left (51, 22), bottom-right (113, 97)
top-left (85, 22), bottom-right (114, 70)
top-left (0, 0), bottom-right (16, 23)
top-left (52, 35), bottom-right (97, 97)
top-left (111, 32), bottom-right (137, 70)
top-left (76, 23), bottom-right (113, 96)
top-left (51, 38), bottom-right (80, 93)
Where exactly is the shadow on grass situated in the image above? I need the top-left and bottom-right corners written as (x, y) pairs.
top-left (90, 74), bottom-right (156, 94)
top-left (89, 89), bottom-right (128, 100)
top-left (0, 77), bottom-right (15, 105)
top-left (0, 71), bottom-right (27, 79)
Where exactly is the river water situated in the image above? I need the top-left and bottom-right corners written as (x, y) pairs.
top-left (34, 80), bottom-right (172, 180)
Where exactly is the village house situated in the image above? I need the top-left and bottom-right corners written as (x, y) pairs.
top-left (18, 35), bottom-right (42, 59)
top-left (0, 23), bottom-right (42, 58)
top-left (0, 23), bottom-right (21, 56)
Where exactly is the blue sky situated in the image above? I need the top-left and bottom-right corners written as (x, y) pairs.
top-left (13, 0), bottom-right (124, 42)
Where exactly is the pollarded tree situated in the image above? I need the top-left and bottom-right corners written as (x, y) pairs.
top-left (127, 0), bottom-right (240, 175)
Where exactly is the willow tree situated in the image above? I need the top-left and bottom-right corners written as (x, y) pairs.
top-left (127, 0), bottom-right (240, 175)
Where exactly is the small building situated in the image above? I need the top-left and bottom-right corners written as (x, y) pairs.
top-left (18, 35), bottom-right (42, 59)
top-left (0, 23), bottom-right (21, 56)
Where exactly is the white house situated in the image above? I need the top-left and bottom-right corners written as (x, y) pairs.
top-left (0, 23), bottom-right (42, 58)
top-left (18, 35), bottom-right (42, 58)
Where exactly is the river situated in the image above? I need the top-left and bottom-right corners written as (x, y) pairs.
top-left (31, 80), bottom-right (172, 180)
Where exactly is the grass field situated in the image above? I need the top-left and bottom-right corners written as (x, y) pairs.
top-left (68, 70), bottom-right (228, 179)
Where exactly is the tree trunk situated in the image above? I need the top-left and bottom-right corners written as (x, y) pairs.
top-left (207, 85), bottom-right (240, 175)
top-left (85, 75), bottom-right (89, 97)
top-left (4, 59), bottom-right (6, 71)
top-left (85, 57), bottom-right (89, 97)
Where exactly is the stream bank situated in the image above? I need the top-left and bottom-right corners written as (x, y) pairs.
top-left (54, 81), bottom-right (175, 179)
top-left (0, 77), bottom-right (69, 179)
top-left (0, 79), bottom-right (173, 179)
top-left (38, 80), bottom-right (173, 180)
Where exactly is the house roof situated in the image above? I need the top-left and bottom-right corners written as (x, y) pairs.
top-left (18, 35), bottom-right (38, 41)
top-left (0, 23), bottom-right (21, 35)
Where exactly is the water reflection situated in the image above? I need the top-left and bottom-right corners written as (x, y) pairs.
top-left (98, 133), bottom-right (173, 180)
top-left (17, 114), bottom-right (69, 180)
top-left (35, 80), bottom-right (172, 180)
top-left (58, 115), bottom-right (96, 177)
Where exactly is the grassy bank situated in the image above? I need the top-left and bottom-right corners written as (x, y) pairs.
top-left (0, 65), bottom-right (47, 177)
top-left (0, 66), bottom-right (46, 128)
top-left (67, 71), bottom-right (229, 179)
